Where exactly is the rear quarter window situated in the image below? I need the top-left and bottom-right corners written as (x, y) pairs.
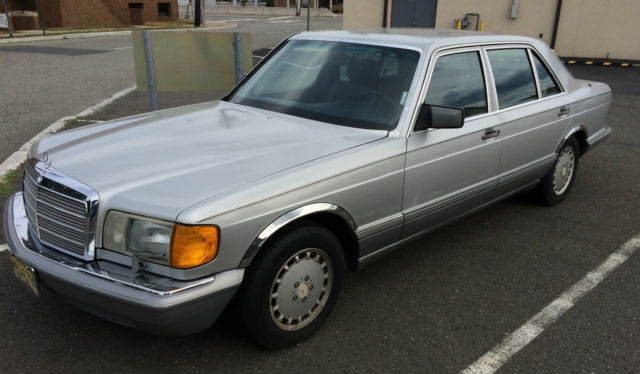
top-left (532, 52), bottom-right (562, 97)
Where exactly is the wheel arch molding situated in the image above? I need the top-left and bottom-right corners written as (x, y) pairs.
top-left (239, 203), bottom-right (359, 268)
top-left (559, 124), bottom-right (589, 155)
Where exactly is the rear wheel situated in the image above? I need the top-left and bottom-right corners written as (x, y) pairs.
top-left (238, 224), bottom-right (345, 349)
top-left (536, 136), bottom-right (580, 205)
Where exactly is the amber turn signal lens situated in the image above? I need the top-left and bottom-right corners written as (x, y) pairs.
top-left (170, 224), bottom-right (219, 268)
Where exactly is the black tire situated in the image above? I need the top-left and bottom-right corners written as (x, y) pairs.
top-left (238, 223), bottom-right (345, 349)
top-left (536, 136), bottom-right (580, 206)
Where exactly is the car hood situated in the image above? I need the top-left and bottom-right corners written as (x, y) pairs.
top-left (33, 101), bottom-right (387, 221)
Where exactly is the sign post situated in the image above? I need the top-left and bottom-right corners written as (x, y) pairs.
top-left (142, 31), bottom-right (159, 111)
top-left (233, 32), bottom-right (243, 84)
top-left (1, 0), bottom-right (13, 38)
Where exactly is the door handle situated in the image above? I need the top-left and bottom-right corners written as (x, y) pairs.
top-left (558, 106), bottom-right (570, 116)
top-left (482, 128), bottom-right (500, 140)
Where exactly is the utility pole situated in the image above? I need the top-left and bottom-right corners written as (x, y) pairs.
top-left (35, 0), bottom-right (45, 35)
top-left (194, 0), bottom-right (203, 27)
top-left (306, 0), bottom-right (310, 31)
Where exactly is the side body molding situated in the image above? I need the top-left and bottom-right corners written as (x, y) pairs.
top-left (239, 203), bottom-right (358, 267)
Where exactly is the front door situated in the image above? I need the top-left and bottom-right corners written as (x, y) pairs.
top-left (403, 48), bottom-right (502, 238)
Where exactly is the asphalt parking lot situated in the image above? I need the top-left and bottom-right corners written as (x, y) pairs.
top-left (1, 65), bottom-right (639, 373)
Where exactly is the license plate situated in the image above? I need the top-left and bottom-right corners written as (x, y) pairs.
top-left (10, 254), bottom-right (39, 296)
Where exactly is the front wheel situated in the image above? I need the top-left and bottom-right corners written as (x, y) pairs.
top-left (536, 136), bottom-right (580, 205)
top-left (238, 224), bottom-right (345, 349)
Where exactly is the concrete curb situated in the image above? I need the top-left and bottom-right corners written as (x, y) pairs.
top-left (0, 23), bottom-right (237, 45)
top-left (563, 58), bottom-right (638, 68)
top-left (0, 85), bottom-right (137, 178)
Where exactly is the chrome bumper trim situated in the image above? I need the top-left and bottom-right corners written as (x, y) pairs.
top-left (587, 125), bottom-right (612, 148)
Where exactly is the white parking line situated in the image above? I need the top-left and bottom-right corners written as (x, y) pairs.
top-left (0, 244), bottom-right (7, 252)
top-left (0, 85), bottom-right (136, 179)
top-left (461, 233), bottom-right (640, 374)
top-left (266, 16), bottom-right (295, 21)
top-left (113, 46), bottom-right (133, 50)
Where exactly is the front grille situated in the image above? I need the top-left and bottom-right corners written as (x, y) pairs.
top-left (23, 160), bottom-right (99, 260)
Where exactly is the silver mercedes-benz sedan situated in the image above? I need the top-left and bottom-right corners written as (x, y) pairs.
top-left (4, 29), bottom-right (611, 348)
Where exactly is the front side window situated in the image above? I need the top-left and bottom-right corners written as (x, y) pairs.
top-left (228, 40), bottom-right (420, 131)
top-left (424, 51), bottom-right (487, 118)
top-left (532, 53), bottom-right (561, 97)
top-left (487, 48), bottom-right (538, 109)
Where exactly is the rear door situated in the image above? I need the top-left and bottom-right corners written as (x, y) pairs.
top-left (402, 47), bottom-right (502, 238)
top-left (485, 46), bottom-right (571, 194)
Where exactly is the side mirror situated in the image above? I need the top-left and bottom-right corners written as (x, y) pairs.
top-left (414, 104), bottom-right (464, 131)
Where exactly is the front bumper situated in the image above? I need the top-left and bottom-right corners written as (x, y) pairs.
top-left (4, 192), bottom-right (243, 336)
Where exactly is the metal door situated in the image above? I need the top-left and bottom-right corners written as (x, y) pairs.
top-left (485, 46), bottom-right (571, 195)
top-left (391, 0), bottom-right (438, 28)
top-left (402, 48), bottom-right (502, 239)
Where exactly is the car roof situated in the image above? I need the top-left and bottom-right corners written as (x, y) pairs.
top-left (289, 28), bottom-right (575, 105)
top-left (291, 29), bottom-right (541, 51)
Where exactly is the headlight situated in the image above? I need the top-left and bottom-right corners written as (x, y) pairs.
top-left (129, 219), bottom-right (172, 262)
top-left (103, 211), bottom-right (219, 269)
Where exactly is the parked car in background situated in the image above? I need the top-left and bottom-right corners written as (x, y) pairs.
top-left (5, 29), bottom-right (611, 348)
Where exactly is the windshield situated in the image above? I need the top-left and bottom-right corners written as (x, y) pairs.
top-left (227, 40), bottom-right (421, 131)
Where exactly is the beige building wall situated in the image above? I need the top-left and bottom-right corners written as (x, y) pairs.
top-left (343, 0), bottom-right (640, 60)
top-left (343, 0), bottom-right (385, 30)
top-left (554, 0), bottom-right (639, 59)
top-left (434, 0), bottom-right (557, 45)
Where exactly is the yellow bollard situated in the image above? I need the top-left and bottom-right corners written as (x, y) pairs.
top-left (479, 20), bottom-right (485, 31)
top-left (456, 20), bottom-right (462, 30)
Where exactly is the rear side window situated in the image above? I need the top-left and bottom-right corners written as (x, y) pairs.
top-left (532, 53), bottom-right (561, 97)
top-left (487, 49), bottom-right (538, 109)
top-left (425, 51), bottom-right (487, 117)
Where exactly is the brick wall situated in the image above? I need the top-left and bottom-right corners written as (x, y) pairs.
top-left (134, 0), bottom-right (179, 23)
top-left (10, 11), bottom-right (38, 29)
top-left (20, 0), bottom-right (178, 29)
top-left (1, 0), bottom-right (38, 30)
top-left (40, 0), bottom-right (63, 28)
top-left (6, 0), bottom-right (35, 11)
top-left (59, 0), bottom-right (125, 28)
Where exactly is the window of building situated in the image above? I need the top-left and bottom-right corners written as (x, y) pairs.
top-left (487, 48), bottom-right (538, 109)
top-left (158, 3), bottom-right (171, 17)
top-left (425, 51), bottom-right (487, 118)
top-left (128, 3), bottom-right (143, 9)
top-left (531, 52), bottom-right (561, 97)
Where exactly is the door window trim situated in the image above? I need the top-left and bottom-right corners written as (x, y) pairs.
top-left (528, 49), bottom-right (565, 96)
top-left (527, 48), bottom-right (544, 99)
top-left (410, 46), bottom-right (491, 135)
top-left (480, 44), bottom-right (568, 115)
top-left (407, 42), bottom-right (569, 136)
